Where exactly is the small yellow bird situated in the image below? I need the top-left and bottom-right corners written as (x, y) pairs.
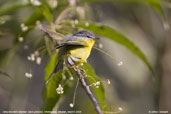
top-left (40, 25), bottom-right (99, 82)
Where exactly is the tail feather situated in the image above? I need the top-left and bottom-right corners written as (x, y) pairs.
top-left (46, 59), bottom-right (64, 84)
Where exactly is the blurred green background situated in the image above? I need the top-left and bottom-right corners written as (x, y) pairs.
top-left (0, 0), bottom-right (171, 114)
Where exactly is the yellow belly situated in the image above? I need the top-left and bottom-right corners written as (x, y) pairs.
top-left (69, 39), bottom-right (94, 65)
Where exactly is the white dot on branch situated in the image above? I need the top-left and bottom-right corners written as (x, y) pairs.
top-left (27, 56), bottom-right (31, 61)
top-left (96, 86), bottom-right (99, 88)
top-left (96, 81), bottom-right (100, 85)
top-left (117, 61), bottom-right (123, 66)
top-left (70, 77), bottom-right (74, 80)
top-left (25, 72), bottom-right (32, 78)
top-left (98, 43), bottom-right (103, 49)
top-left (70, 103), bottom-right (74, 108)
top-left (18, 37), bottom-right (23, 42)
top-left (20, 23), bottom-right (28, 32)
top-left (118, 107), bottom-right (123, 111)
top-left (30, 54), bottom-right (35, 61)
top-left (56, 84), bottom-right (64, 94)
top-left (106, 79), bottom-right (110, 85)
top-left (30, 0), bottom-right (41, 6)
top-left (48, 0), bottom-right (58, 8)
top-left (36, 57), bottom-right (41, 65)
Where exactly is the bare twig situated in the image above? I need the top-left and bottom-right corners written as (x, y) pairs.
top-left (74, 67), bottom-right (103, 114)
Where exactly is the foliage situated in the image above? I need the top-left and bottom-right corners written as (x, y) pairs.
top-left (76, 22), bottom-right (152, 71)
top-left (0, 0), bottom-right (167, 113)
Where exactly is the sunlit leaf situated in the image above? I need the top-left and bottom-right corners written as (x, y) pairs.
top-left (76, 22), bottom-right (152, 72)
top-left (44, 53), bottom-right (58, 81)
top-left (0, 0), bottom-right (30, 16)
top-left (81, 63), bottom-right (105, 109)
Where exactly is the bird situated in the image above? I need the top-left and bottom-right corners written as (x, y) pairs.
top-left (40, 24), bottom-right (99, 82)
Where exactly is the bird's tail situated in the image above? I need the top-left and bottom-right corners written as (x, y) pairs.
top-left (46, 59), bottom-right (64, 84)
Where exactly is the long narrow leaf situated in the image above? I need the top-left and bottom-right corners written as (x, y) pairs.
top-left (76, 22), bottom-right (152, 72)
top-left (42, 53), bottom-right (72, 112)
top-left (0, 0), bottom-right (30, 16)
top-left (84, 0), bottom-right (169, 20)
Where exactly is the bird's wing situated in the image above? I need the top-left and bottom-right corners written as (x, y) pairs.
top-left (56, 40), bottom-right (88, 49)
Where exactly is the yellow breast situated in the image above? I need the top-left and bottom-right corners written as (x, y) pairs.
top-left (69, 39), bottom-right (95, 65)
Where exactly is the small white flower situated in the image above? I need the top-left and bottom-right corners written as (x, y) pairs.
top-left (117, 61), bottom-right (123, 66)
top-left (106, 79), bottom-right (110, 85)
top-left (70, 77), bottom-right (74, 80)
top-left (27, 56), bottom-right (31, 61)
top-left (18, 37), bottom-right (23, 42)
top-left (56, 84), bottom-right (64, 94)
top-left (20, 23), bottom-right (28, 32)
top-left (25, 72), bottom-right (32, 78)
top-left (69, 103), bottom-right (74, 108)
top-left (118, 107), bottom-right (123, 111)
top-left (96, 86), bottom-right (99, 88)
top-left (85, 22), bottom-right (89, 27)
top-left (30, 0), bottom-right (41, 6)
top-left (98, 43), bottom-right (103, 49)
top-left (96, 81), bottom-right (100, 85)
top-left (36, 57), bottom-right (41, 65)
top-left (48, 0), bottom-right (58, 8)
top-left (93, 83), bottom-right (97, 86)
top-left (30, 54), bottom-right (35, 61)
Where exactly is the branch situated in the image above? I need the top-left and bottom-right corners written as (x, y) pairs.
top-left (74, 67), bottom-right (103, 114)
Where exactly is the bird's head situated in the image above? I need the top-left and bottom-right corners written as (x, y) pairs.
top-left (73, 30), bottom-right (100, 40)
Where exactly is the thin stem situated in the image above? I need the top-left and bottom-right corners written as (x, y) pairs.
top-left (72, 78), bottom-right (79, 105)
top-left (74, 67), bottom-right (103, 114)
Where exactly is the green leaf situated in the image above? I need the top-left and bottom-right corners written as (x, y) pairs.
top-left (0, 45), bottom-right (18, 68)
top-left (24, 9), bottom-right (44, 25)
top-left (84, 0), bottom-right (169, 20)
top-left (42, 53), bottom-right (72, 112)
top-left (81, 63), bottom-right (105, 109)
top-left (0, 15), bottom-right (11, 25)
top-left (42, 71), bottom-right (71, 112)
top-left (76, 22), bottom-right (152, 72)
top-left (0, 0), bottom-right (30, 16)
top-left (38, 5), bottom-right (53, 22)
top-left (15, 9), bottom-right (44, 43)
top-left (44, 53), bottom-right (58, 81)
top-left (0, 9), bottom-right (44, 67)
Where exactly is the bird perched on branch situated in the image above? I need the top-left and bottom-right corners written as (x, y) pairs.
top-left (40, 24), bottom-right (99, 82)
